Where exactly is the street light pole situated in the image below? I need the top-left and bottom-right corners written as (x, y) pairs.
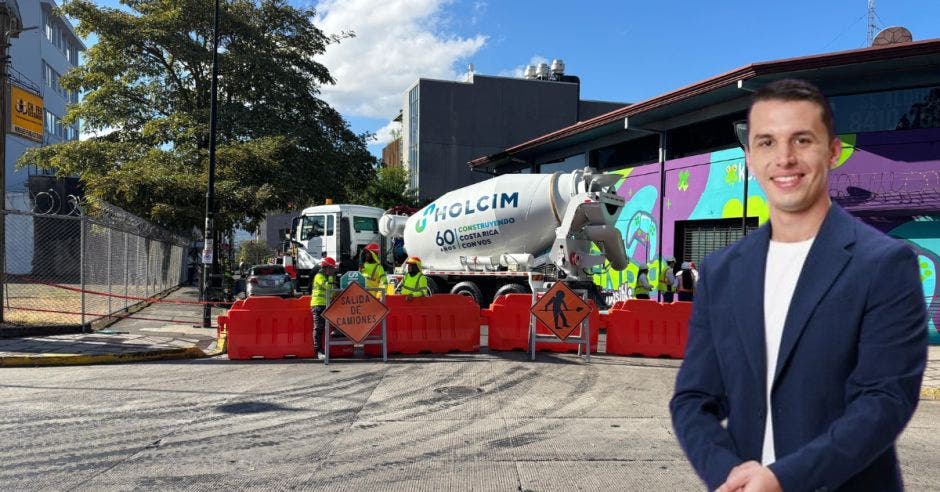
top-left (201, 0), bottom-right (220, 328)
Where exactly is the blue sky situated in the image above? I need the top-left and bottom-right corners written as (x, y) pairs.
top-left (88, 0), bottom-right (940, 157)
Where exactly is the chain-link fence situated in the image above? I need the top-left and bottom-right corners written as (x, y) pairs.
top-left (2, 199), bottom-right (188, 330)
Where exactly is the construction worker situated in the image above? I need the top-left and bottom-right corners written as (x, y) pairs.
top-left (311, 256), bottom-right (337, 358)
top-left (677, 261), bottom-right (695, 302)
top-left (396, 256), bottom-right (430, 298)
top-left (660, 257), bottom-right (677, 303)
top-left (635, 265), bottom-right (652, 300)
top-left (360, 242), bottom-right (387, 294)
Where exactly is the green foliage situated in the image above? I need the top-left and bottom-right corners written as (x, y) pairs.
top-left (346, 165), bottom-right (420, 210)
top-left (19, 0), bottom-right (375, 234)
top-left (236, 240), bottom-right (272, 266)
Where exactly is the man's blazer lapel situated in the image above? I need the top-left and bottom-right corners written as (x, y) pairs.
top-left (773, 204), bottom-right (855, 385)
top-left (731, 224), bottom-right (770, 386)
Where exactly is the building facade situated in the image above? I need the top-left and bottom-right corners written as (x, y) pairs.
top-left (4, 0), bottom-right (83, 274)
top-left (401, 73), bottom-right (625, 201)
top-left (6, 0), bottom-right (82, 209)
top-left (471, 39), bottom-right (940, 345)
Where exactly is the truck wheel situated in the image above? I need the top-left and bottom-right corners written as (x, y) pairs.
top-left (495, 283), bottom-right (529, 299)
top-left (450, 281), bottom-right (483, 305)
top-left (426, 277), bottom-right (440, 295)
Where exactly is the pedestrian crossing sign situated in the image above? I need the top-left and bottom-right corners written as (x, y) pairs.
top-left (530, 282), bottom-right (590, 341)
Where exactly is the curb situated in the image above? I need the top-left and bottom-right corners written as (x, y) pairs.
top-left (1, 346), bottom-right (208, 367)
top-left (923, 386), bottom-right (940, 401)
top-left (0, 330), bottom-right (228, 367)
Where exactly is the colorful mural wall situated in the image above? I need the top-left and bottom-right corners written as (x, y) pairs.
top-left (595, 128), bottom-right (940, 344)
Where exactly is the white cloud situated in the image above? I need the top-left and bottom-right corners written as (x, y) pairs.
top-left (313, 0), bottom-right (487, 120)
top-left (371, 120), bottom-right (402, 146)
top-left (497, 55), bottom-right (548, 78)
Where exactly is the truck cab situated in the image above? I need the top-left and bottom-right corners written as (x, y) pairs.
top-left (289, 204), bottom-right (389, 293)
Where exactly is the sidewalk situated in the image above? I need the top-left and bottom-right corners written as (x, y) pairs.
top-left (923, 345), bottom-right (940, 400)
top-left (0, 286), bottom-right (224, 366)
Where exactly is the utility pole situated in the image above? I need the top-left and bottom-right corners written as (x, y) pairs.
top-left (0, 0), bottom-right (23, 326)
top-left (201, 0), bottom-right (220, 328)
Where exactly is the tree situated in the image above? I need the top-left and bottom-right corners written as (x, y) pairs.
top-left (19, 0), bottom-right (375, 235)
top-left (236, 239), bottom-right (272, 267)
top-left (347, 165), bottom-right (421, 211)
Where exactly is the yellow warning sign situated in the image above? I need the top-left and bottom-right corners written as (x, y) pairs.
top-left (10, 85), bottom-right (44, 143)
top-left (530, 282), bottom-right (590, 340)
top-left (323, 282), bottom-right (389, 344)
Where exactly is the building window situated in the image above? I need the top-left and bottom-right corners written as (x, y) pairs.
top-left (591, 134), bottom-right (661, 169)
top-left (408, 85), bottom-right (420, 191)
top-left (42, 8), bottom-right (81, 64)
top-left (668, 111), bottom-right (747, 159)
top-left (44, 110), bottom-right (56, 135)
top-left (830, 86), bottom-right (940, 133)
top-left (539, 153), bottom-right (586, 174)
top-left (674, 218), bottom-right (758, 266)
top-left (43, 10), bottom-right (53, 43)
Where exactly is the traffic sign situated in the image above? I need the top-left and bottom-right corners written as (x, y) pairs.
top-left (322, 282), bottom-right (389, 344)
top-left (530, 282), bottom-right (590, 341)
top-left (340, 271), bottom-right (366, 289)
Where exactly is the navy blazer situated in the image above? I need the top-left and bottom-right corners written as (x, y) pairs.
top-left (670, 204), bottom-right (927, 492)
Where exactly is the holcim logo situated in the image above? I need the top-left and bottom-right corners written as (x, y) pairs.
top-left (414, 192), bottom-right (519, 233)
top-left (415, 204), bottom-right (435, 233)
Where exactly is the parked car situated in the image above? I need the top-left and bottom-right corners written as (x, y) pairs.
top-left (245, 264), bottom-right (294, 297)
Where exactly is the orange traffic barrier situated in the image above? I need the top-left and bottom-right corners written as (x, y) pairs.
top-left (227, 296), bottom-right (314, 360)
top-left (217, 314), bottom-right (229, 339)
top-left (604, 301), bottom-right (691, 358)
top-left (365, 294), bottom-right (480, 355)
top-left (482, 294), bottom-right (600, 353)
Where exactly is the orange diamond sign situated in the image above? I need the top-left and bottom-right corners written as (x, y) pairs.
top-left (530, 282), bottom-right (591, 340)
top-left (322, 282), bottom-right (389, 344)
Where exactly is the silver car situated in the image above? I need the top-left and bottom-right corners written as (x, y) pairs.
top-left (246, 264), bottom-right (294, 297)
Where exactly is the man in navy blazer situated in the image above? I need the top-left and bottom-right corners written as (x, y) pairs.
top-left (670, 79), bottom-right (927, 492)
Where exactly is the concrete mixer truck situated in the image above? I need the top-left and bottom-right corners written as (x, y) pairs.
top-left (379, 167), bottom-right (628, 307)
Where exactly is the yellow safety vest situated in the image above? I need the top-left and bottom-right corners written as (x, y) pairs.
top-left (310, 272), bottom-right (333, 307)
top-left (658, 267), bottom-right (672, 292)
top-left (362, 261), bottom-right (386, 289)
top-left (635, 273), bottom-right (651, 295)
top-left (400, 273), bottom-right (428, 297)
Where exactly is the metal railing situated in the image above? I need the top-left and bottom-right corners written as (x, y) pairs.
top-left (2, 196), bottom-right (188, 330)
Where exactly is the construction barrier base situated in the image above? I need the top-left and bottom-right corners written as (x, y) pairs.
top-left (482, 294), bottom-right (600, 353)
top-left (365, 294), bottom-right (480, 355)
top-left (603, 300), bottom-right (691, 358)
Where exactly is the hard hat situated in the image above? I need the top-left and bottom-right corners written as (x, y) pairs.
top-left (365, 242), bottom-right (380, 252)
top-left (320, 257), bottom-right (337, 267)
top-left (405, 256), bottom-right (422, 268)
top-left (665, 256), bottom-right (676, 263)
top-left (681, 261), bottom-right (690, 270)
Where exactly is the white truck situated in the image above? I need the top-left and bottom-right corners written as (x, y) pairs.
top-left (378, 167), bottom-right (628, 306)
top-left (286, 203), bottom-right (392, 293)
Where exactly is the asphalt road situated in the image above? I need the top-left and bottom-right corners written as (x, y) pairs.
top-left (2, 353), bottom-right (938, 491)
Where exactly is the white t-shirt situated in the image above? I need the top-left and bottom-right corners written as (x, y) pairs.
top-left (761, 237), bottom-right (815, 465)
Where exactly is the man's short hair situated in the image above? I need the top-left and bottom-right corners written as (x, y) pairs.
top-left (748, 78), bottom-right (835, 140)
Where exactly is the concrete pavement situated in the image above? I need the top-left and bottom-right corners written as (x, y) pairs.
top-left (1, 353), bottom-right (938, 490)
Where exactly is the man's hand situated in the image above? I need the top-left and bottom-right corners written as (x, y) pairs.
top-left (717, 461), bottom-right (781, 492)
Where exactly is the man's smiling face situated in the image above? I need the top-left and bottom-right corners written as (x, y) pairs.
top-left (746, 99), bottom-right (841, 220)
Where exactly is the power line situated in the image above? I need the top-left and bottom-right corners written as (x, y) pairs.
top-left (822, 14), bottom-right (866, 51)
